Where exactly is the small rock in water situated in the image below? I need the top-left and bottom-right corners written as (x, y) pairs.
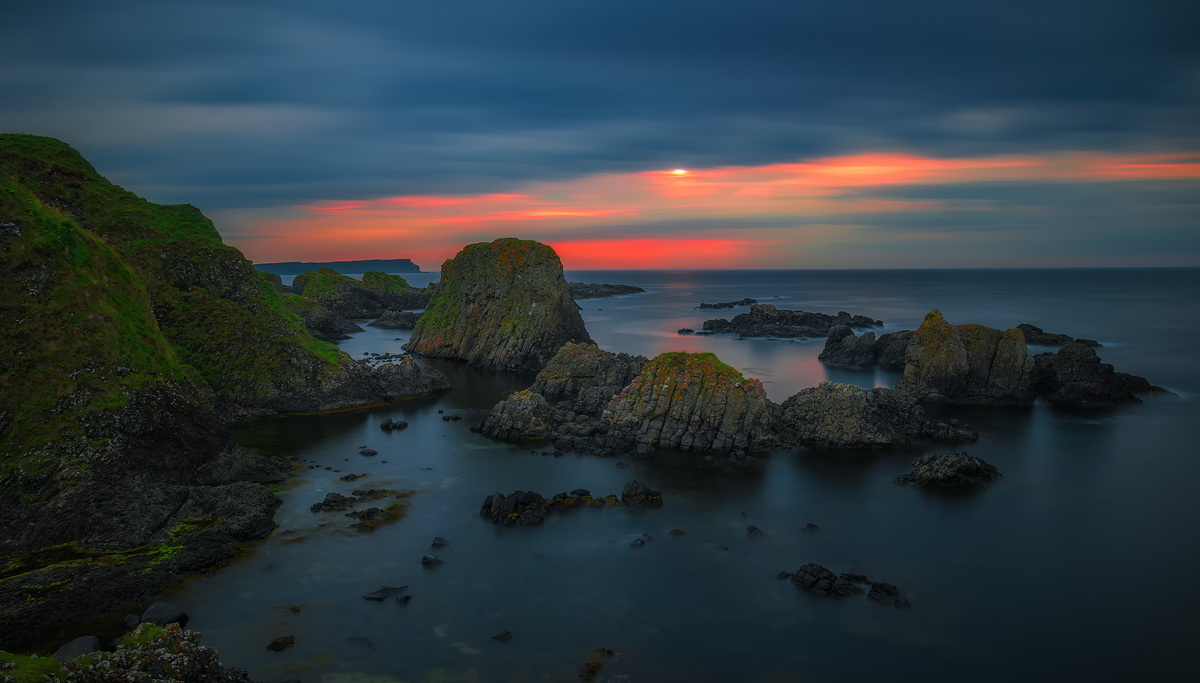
top-left (363, 585), bottom-right (406, 601)
top-left (746, 525), bottom-right (763, 537)
top-left (395, 594), bottom-right (412, 605)
top-left (893, 451), bottom-right (1001, 487)
top-left (491, 631), bottom-right (513, 642)
top-left (431, 536), bottom-right (449, 547)
top-left (422, 555), bottom-right (444, 567)
top-left (630, 537), bottom-right (646, 547)
top-left (616, 461), bottom-right (629, 469)
top-left (804, 522), bottom-right (819, 531)
top-left (360, 449), bottom-right (378, 456)
top-left (141, 601), bottom-right (187, 626)
top-left (266, 635), bottom-right (295, 651)
top-left (677, 328), bottom-right (695, 334)
top-left (777, 571), bottom-right (794, 580)
top-left (578, 661), bottom-right (604, 681)
top-left (868, 581), bottom-right (902, 606)
top-left (669, 528), bottom-right (685, 536)
top-left (840, 572), bottom-right (869, 583)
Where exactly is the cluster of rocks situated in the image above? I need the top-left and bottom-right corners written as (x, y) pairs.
top-left (292, 268), bottom-right (430, 318)
top-left (405, 238), bottom-right (593, 372)
top-left (567, 282), bottom-right (646, 299)
top-left (783, 564), bottom-right (910, 608)
top-left (368, 310), bottom-right (422, 329)
top-left (1030, 342), bottom-right (1161, 405)
top-left (778, 382), bottom-right (977, 448)
top-left (380, 417), bottom-right (408, 431)
top-left (702, 304), bottom-right (883, 339)
top-left (479, 480), bottom-right (663, 526)
top-left (309, 489), bottom-right (396, 513)
top-left (818, 327), bottom-right (913, 370)
top-left (45, 602), bottom-right (188, 662)
top-left (697, 297), bottom-right (758, 310)
top-left (894, 452), bottom-right (1001, 487)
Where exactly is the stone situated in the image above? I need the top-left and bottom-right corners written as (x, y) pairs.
top-left (578, 662), bottom-right (604, 681)
top-left (431, 536), bottom-right (449, 547)
top-left (1018, 323), bottom-right (1101, 348)
top-left (697, 298), bottom-right (758, 309)
top-left (528, 342), bottom-right (648, 415)
top-left (140, 602), bottom-right (187, 626)
top-left (776, 571), bottom-right (794, 579)
top-left (746, 525), bottom-right (763, 537)
top-left (818, 327), bottom-right (914, 371)
top-left (51, 635), bottom-right (100, 663)
top-left (0, 222), bottom-right (21, 237)
top-left (491, 631), bottom-right (513, 641)
top-left (703, 304), bottom-right (881, 338)
top-left (570, 488), bottom-right (591, 497)
top-left (899, 310), bottom-right (1035, 404)
top-left (631, 537), bottom-right (646, 547)
top-left (311, 492), bottom-right (358, 513)
top-left (369, 310), bottom-right (421, 330)
top-left (363, 585), bottom-right (406, 601)
top-left (472, 390), bottom-right (553, 441)
top-left (479, 490), bottom-right (548, 526)
top-left (1030, 343), bottom-right (1162, 405)
top-left (568, 282), bottom-right (646, 299)
top-left (677, 328), bottom-right (695, 334)
top-left (840, 573), bottom-right (869, 583)
top-left (380, 418), bottom-right (409, 431)
top-left (804, 523), bottom-right (819, 531)
top-left (265, 635), bottom-right (295, 652)
top-left (894, 452), bottom-right (1002, 487)
top-left (421, 555), bottom-right (444, 567)
top-left (395, 595), bottom-right (412, 605)
top-left (360, 449), bottom-right (378, 456)
top-left (670, 529), bottom-right (685, 536)
top-left (405, 238), bottom-right (593, 371)
top-left (620, 480), bottom-right (663, 508)
top-left (791, 563), bottom-right (837, 592)
top-left (123, 614), bottom-right (140, 629)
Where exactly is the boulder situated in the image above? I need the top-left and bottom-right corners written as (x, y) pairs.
top-left (1030, 343), bottom-right (1162, 405)
top-left (893, 452), bottom-right (1002, 486)
top-left (899, 310), bottom-right (1035, 404)
top-left (405, 238), bottom-right (593, 371)
top-left (702, 304), bottom-right (882, 339)
top-left (140, 602), bottom-right (188, 626)
top-left (479, 490), bottom-right (548, 526)
top-left (778, 381), bottom-right (977, 448)
top-left (790, 563), bottom-right (838, 594)
top-left (528, 342), bottom-right (648, 415)
top-left (51, 635), bottom-right (100, 663)
top-left (472, 389), bottom-right (553, 442)
top-left (368, 310), bottom-right (421, 329)
top-left (620, 480), bottom-right (663, 508)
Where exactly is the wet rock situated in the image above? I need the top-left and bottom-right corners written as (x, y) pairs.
top-left (123, 614), bottom-right (140, 629)
top-left (616, 461), bottom-right (629, 469)
top-left (670, 528), bottom-right (685, 536)
top-left (894, 452), bottom-right (1002, 487)
top-left (405, 238), bottom-right (593, 371)
top-left (840, 573), bottom-right (869, 583)
top-left (265, 635), bottom-right (295, 651)
top-left (431, 536), bottom-right (449, 547)
top-left (528, 342), bottom-right (649, 415)
top-left (578, 661), bottom-right (604, 681)
top-left (369, 310), bottom-right (421, 330)
top-left (141, 602), bottom-right (187, 626)
top-left (830, 578), bottom-right (864, 596)
top-left (630, 537), bottom-right (646, 547)
top-left (791, 563), bottom-right (838, 593)
top-left (51, 635), bottom-right (100, 663)
top-left (899, 310), bottom-right (1035, 403)
top-left (363, 585), bottom-right (406, 601)
top-left (804, 523), bottom-right (819, 531)
top-left (818, 327), bottom-right (915, 371)
top-left (778, 381), bottom-right (977, 449)
top-left (472, 390), bottom-right (553, 441)
top-left (777, 571), bottom-right (794, 580)
top-left (360, 449), bottom-right (378, 456)
top-left (570, 488), bottom-right (591, 497)
top-left (380, 418), bottom-right (409, 431)
top-left (311, 493), bottom-right (358, 513)
top-left (698, 298), bottom-right (758, 310)
top-left (1018, 323), bottom-right (1101, 348)
top-left (868, 581), bottom-right (902, 606)
top-left (703, 304), bottom-right (881, 338)
top-left (677, 328), bottom-right (695, 334)
top-left (568, 282), bottom-right (646, 299)
top-left (395, 595), bottom-right (412, 605)
top-left (1030, 342), bottom-right (1163, 405)
top-left (479, 490), bottom-right (548, 526)
top-left (746, 525), bottom-right (763, 537)
top-left (491, 630), bottom-right (513, 641)
top-left (620, 480), bottom-right (663, 508)
top-left (421, 555), bottom-right (444, 567)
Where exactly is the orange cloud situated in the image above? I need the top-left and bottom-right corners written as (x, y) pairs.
top-left (231, 150), bottom-right (1200, 268)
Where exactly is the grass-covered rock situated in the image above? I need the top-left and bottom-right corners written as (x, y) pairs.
top-left (293, 268), bottom-right (428, 318)
top-left (406, 238), bottom-right (592, 371)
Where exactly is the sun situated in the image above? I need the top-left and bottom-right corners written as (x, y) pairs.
top-left (669, 169), bottom-right (688, 175)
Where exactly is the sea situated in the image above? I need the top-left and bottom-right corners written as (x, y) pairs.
top-left (158, 269), bottom-right (1200, 682)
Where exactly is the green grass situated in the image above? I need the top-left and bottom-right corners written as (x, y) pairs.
top-left (0, 651), bottom-right (66, 683)
top-left (648, 351), bottom-right (743, 377)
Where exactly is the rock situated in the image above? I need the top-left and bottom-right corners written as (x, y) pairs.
top-left (568, 282), bottom-right (646, 299)
top-left (421, 555), bottom-right (444, 567)
top-left (395, 595), bottom-right (412, 605)
top-left (804, 523), bottom-right (819, 531)
top-left (141, 602), bottom-right (188, 627)
top-left (895, 598), bottom-right (912, 609)
top-left (123, 614), bottom-right (140, 629)
top-left (831, 578), bottom-right (864, 596)
top-left (491, 631), bottom-right (513, 642)
top-left (570, 488), bottom-right (591, 497)
top-left (480, 490), bottom-right (548, 526)
top-left (746, 525), bottom-right (763, 537)
top-left (620, 480), bottom-right (663, 508)
top-left (363, 585), bottom-right (406, 601)
top-left (677, 328), bottom-right (695, 334)
top-left (431, 536), bottom-right (449, 547)
top-left (840, 573), bottom-right (869, 583)
top-left (630, 537), bottom-right (646, 547)
top-left (472, 390), bottom-right (553, 441)
top-left (265, 635), bottom-right (295, 652)
top-left (776, 571), bottom-right (794, 580)
top-left (368, 310), bottom-right (421, 329)
top-left (380, 418), bottom-right (409, 431)
top-left (1018, 323), bottom-right (1101, 348)
top-left (669, 528), bottom-right (685, 536)
top-left (578, 661), bottom-right (604, 681)
top-left (1030, 343), bottom-right (1163, 405)
top-left (405, 238), bottom-right (593, 371)
top-left (778, 381), bottom-right (977, 448)
top-left (0, 221), bottom-right (21, 236)
top-left (528, 342), bottom-right (649, 415)
top-left (282, 295), bottom-right (365, 341)
top-left (703, 304), bottom-right (881, 338)
top-left (894, 452), bottom-right (1002, 487)
top-left (51, 635), bottom-right (100, 663)
top-left (791, 563), bottom-right (838, 594)
top-left (899, 310), bottom-right (1035, 403)
top-left (311, 493), bottom-right (358, 513)
top-left (359, 449), bottom-right (378, 455)
top-left (293, 268), bottom-right (426, 319)
top-left (697, 298), bottom-right (758, 309)
top-left (868, 581), bottom-right (902, 606)
top-left (818, 326), bottom-right (878, 367)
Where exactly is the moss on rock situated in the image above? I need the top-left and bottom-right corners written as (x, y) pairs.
top-left (898, 310), bottom-right (1035, 403)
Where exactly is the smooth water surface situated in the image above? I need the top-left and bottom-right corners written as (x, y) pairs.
top-left (168, 269), bottom-right (1200, 683)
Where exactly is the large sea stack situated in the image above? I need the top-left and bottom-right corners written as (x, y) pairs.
top-left (0, 134), bottom-right (447, 648)
top-left (405, 238), bottom-right (592, 371)
top-left (898, 310), bottom-right (1035, 403)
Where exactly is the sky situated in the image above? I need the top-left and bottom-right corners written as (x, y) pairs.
top-left (2, 0), bottom-right (1198, 270)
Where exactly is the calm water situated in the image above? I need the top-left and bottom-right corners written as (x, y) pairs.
top-left (167, 269), bottom-right (1200, 683)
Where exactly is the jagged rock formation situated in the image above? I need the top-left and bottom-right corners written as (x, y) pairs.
top-left (282, 294), bottom-right (364, 341)
top-left (898, 310), bottom-right (1036, 404)
top-left (529, 342), bottom-right (648, 414)
top-left (894, 452), bottom-right (1001, 487)
top-left (406, 238), bottom-right (593, 371)
top-left (471, 389), bottom-right (552, 442)
top-left (598, 352), bottom-right (778, 455)
top-left (698, 298), bottom-right (757, 310)
top-left (0, 134), bottom-right (449, 648)
top-left (568, 282), bottom-right (646, 299)
top-left (1030, 343), bottom-right (1162, 405)
top-left (1018, 323), bottom-right (1101, 348)
top-left (368, 310), bottom-right (421, 329)
top-left (479, 482), bottom-right (664, 525)
top-left (819, 327), bottom-right (913, 371)
top-left (778, 382), bottom-right (977, 448)
top-left (703, 304), bottom-right (882, 339)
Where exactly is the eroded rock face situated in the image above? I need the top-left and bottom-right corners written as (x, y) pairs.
top-left (600, 352), bottom-right (778, 454)
top-left (1030, 343), bottom-right (1160, 405)
top-left (819, 327), bottom-right (913, 371)
top-left (406, 239), bottom-right (593, 371)
top-left (368, 310), bottom-right (421, 330)
top-left (778, 381), bottom-right (977, 448)
top-left (472, 389), bottom-right (552, 442)
top-left (1018, 323), bottom-right (1100, 348)
top-left (283, 294), bottom-right (364, 341)
top-left (529, 342), bottom-right (648, 415)
top-left (894, 452), bottom-right (1001, 487)
top-left (703, 304), bottom-right (882, 339)
top-left (899, 310), bottom-right (1035, 404)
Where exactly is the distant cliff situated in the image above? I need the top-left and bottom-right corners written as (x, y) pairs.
top-left (255, 258), bottom-right (421, 274)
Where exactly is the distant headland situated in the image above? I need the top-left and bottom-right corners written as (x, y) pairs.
top-left (255, 258), bottom-right (421, 274)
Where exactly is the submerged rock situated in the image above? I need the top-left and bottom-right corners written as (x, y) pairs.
top-left (697, 297), bottom-right (758, 310)
top-left (899, 310), bottom-right (1036, 404)
top-left (778, 381), bottom-right (977, 448)
top-left (703, 304), bottom-right (882, 338)
top-left (405, 238), bottom-right (593, 371)
top-left (265, 635), bottom-right (295, 651)
top-left (472, 389), bottom-right (553, 442)
top-left (894, 452), bottom-right (1002, 487)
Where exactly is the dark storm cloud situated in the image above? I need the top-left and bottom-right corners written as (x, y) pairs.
top-left (1, 0), bottom-right (1198, 211)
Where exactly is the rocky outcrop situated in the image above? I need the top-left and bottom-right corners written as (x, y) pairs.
top-left (778, 382), bottom-right (977, 449)
top-left (698, 297), bottom-right (758, 310)
top-left (819, 327), bottom-right (913, 371)
top-left (568, 282), bottom-right (646, 299)
top-left (293, 268), bottom-right (428, 318)
top-left (1018, 323), bottom-right (1100, 348)
top-left (472, 389), bottom-right (552, 442)
top-left (406, 238), bottom-right (593, 371)
top-left (528, 342), bottom-right (648, 414)
top-left (283, 293), bottom-right (364, 341)
top-left (597, 352), bottom-right (778, 455)
top-left (898, 310), bottom-right (1035, 404)
top-left (621, 480), bottom-right (663, 507)
top-left (368, 310), bottom-right (421, 329)
top-left (479, 482), bottom-right (664, 525)
top-left (1030, 343), bottom-right (1162, 406)
top-left (894, 452), bottom-right (1001, 487)
top-left (703, 304), bottom-right (882, 339)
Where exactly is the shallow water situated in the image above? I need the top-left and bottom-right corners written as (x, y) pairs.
top-left (165, 269), bottom-right (1200, 682)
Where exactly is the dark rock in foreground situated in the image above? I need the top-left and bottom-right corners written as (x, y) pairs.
top-left (778, 382), bottom-right (977, 448)
top-left (480, 482), bottom-right (663, 525)
top-left (368, 310), bottom-right (422, 329)
top-left (703, 304), bottom-right (882, 339)
top-left (894, 452), bottom-right (1002, 487)
top-left (790, 563), bottom-right (860, 596)
top-left (568, 282), bottom-right (646, 299)
top-left (51, 635), bottom-right (100, 663)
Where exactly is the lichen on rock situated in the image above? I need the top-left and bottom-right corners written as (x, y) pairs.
top-left (405, 238), bottom-right (592, 371)
top-left (898, 310), bottom-right (1035, 404)
top-left (472, 389), bottom-right (552, 442)
top-left (529, 342), bottom-right (648, 414)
